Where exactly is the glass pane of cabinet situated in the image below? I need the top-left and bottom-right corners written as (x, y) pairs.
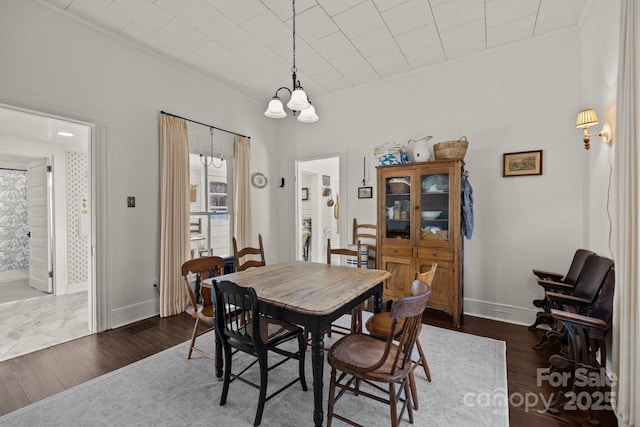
top-left (384, 175), bottom-right (412, 240)
top-left (419, 173), bottom-right (449, 243)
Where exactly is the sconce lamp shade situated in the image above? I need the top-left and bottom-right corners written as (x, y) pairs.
top-left (264, 98), bottom-right (287, 118)
top-left (297, 104), bottom-right (319, 123)
top-left (576, 109), bottom-right (599, 128)
top-left (287, 88), bottom-right (311, 111)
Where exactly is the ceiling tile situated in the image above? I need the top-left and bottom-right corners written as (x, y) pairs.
top-left (310, 68), bottom-right (353, 92)
top-left (258, 56), bottom-right (294, 81)
top-left (67, 0), bottom-right (131, 33)
top-left (487, 14), bottom-right (536, 48)
top-left (317, 0), bottom-right (367, 16)
top-left (194, 40), bottom-right (238, 66)
top-left (351, 27), bottom-right (397, 57)
top-left (376, 62), bottom-right (411, 78)
top-left (233, 39), bottom-right (278, 65)
top-left (155, 0), bottom-right (219, 28)
top-left (295, 5), bottom-right (339, 42)
top-left (294, 53), bottom-right (335, 77)
top-left (534, 0), bottom-right (587, 35)
top-left (367, 48), bottom-right (408, 74)
top-left (485, 0), bottom-right (539, 27)
top-left (198, 14), bottom-right (253, 49)
top-left (156, 19), bottom-right (210, 50)
top-left (204, 0), bottom-right (266, 24)
top-left (109, 0), bottom-right (173, 31)
top-left (311, 31), bottom-right (357, 60)
top-left (40, 0), bottom-right (74, 9)
top-left (329, 53), bottom-right (370, 74)
top-left (404, 45), bottom-right (445, 68)
top-left (120, 22), bottom-right (165, 53)
top-left (344, 66), bottom-right (380, 85)
top-left (260, 0), bottom-right (317, 20)
top-left (372, 0), bottom-right (410, 13)
top-left (443, 39), bottom-right (485, 59)
top-left (394, 23), bottom-right (440, 54)
top-left (382, 0), bottom-right (433, 36)
top-left (241, 10), bottom-right (291, 46)
top-left (333, 1), bottom-right (386, 39)
top-left (439, 18), bottom-right (485, 52)
top-left (431, 0), bottom-right (484, 32)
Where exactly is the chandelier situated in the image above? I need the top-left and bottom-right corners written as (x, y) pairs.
top-left (264, 0), bottom-right (318, 123)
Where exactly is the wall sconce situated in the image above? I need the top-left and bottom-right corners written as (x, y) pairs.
top-left (576, 109), bottom-right (612, 150)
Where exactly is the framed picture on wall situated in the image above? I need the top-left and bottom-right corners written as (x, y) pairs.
top-left (503, 150), bottom-right (543, 177)
top-left (322, 175), bottom-right (330, 186)
top-left (301, 187), bottom-right (309, 200)
top-left (358, 186), bottom-right (373, 199)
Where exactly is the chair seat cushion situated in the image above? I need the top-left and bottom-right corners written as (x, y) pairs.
top-left (246, 316), bottom-right (302, 345)
top-left (328, 334), bottom-right (409, 382)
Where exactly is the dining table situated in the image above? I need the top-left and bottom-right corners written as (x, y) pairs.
top-left (201, 260), bottom-right (391, 427)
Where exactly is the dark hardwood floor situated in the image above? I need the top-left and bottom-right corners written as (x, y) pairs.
top-left (0, 311), bottom-right (617, 426)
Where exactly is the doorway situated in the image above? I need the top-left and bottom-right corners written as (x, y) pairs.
top-left (0, 105), bottom-right (95, 361)
top-left (295, 156), bottom-right (340, 263)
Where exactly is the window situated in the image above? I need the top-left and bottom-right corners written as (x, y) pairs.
top-left (189, 153), bottom-right (232, 258)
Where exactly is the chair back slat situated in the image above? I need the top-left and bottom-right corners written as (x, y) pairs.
top-left (327, 238), bottom-right (362, 267)
top-left (232, 234), bottom-right (266, 272)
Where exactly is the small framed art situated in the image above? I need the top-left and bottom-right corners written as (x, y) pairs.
top-left (358, 186), bottom-right (373, 199)
top-left (322, 175), bottom-right (331, 186)
top-left (503, 150), bottom-right (543, 177)
top-left (301, 187), bottom-right (309, 201)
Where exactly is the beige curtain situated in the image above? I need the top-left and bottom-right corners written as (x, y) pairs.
top-left (159, 116), bottom-right (190, 317)
top-left (613, 0), bottom-right (640, 425)
top-left (233, 135), bottom-right (252, 250)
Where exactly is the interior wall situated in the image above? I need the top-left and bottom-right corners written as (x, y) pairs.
top-left (0, 1), bottom-right (278, 329)
top-left (579, 0), bottom-right (621, 259)
top-left (276, 29), bottom-right (593, 325)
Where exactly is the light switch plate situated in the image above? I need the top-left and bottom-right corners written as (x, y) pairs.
top-left (127, 196), bottom-right (135, 208)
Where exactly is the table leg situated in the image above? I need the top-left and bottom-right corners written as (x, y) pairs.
top-left (311, 328), bottom-right (325, 427)
top-left (373, 289), bottom-right (383, 313)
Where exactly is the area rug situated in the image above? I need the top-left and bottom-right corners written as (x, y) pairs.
top-left (0, 314), bottom-right (508, 426)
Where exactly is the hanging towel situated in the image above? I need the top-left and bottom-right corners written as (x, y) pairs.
top-left (461, 169), bottom-right (474, 239)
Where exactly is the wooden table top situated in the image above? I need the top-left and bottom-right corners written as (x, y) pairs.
top-left (202, 260), bottom-right (391, 316)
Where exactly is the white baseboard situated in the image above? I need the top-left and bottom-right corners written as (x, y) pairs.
top-left (0, 269), bottom-right (28, 282)
top-left (110, 298), bottom-right (160, 329)
top-left (463, 298), bottom-right (537, 326)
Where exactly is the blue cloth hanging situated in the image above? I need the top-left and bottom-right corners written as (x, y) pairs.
top-left (461, 169), bottom-right (474, 239)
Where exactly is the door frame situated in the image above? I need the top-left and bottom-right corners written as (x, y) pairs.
top-left (0, 102), bottom-right (104, 333)
top-left (294, 152), bottom-right (346, 263)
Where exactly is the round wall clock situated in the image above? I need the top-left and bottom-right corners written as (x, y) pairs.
top-left (251, 172), bottom-right (268, 188)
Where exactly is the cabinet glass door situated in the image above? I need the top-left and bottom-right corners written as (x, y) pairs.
top-left (419, 172), bottom-right (449, 243)
top-left (384, 175), bottom-right (412, 240)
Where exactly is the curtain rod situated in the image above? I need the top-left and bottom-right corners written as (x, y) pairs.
top-left (160, 111), bottom-right (251, 139)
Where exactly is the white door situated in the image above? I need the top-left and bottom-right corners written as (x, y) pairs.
top-left (27, 157), bottom-right (52, 293)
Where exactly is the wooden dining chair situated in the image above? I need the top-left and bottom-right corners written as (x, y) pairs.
top-left (327, 238), bottom-right (362, 336)
top-left (353, 218), bottom-right (377, 268)
top-left (212, 280), bottom-right (307, 426)
top-left (327, 279), bottom-right (431, 427)
top-left (232, 234), bottom-right (266, 272)
top-left (181, 256), bottom-right (225, 361)
top-left (365, 264), bottom-right (437, 410)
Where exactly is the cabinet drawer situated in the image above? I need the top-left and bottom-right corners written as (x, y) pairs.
top-left (417, 247), bottom-right (453, 261)
top-left (381, 246), bottom-right (413, 257)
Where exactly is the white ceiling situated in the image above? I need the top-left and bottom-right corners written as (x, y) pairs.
top-left (39, 0), bottom-right (592, 104)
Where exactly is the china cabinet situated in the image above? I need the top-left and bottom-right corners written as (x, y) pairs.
top-left (376, 160), bottom-right (464, 326)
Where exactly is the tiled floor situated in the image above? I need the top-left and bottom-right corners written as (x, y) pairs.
top-left (0, 289), bottom-right (90, 362)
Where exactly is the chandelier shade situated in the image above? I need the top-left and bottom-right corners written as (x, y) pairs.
top-left (297, 104), bottom-right (318, 123)
top-left (264, 97), bottom-right (287, 118)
